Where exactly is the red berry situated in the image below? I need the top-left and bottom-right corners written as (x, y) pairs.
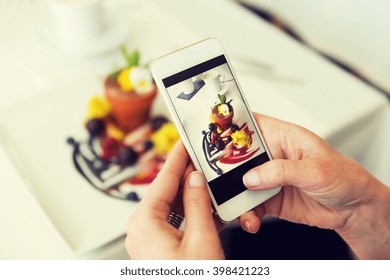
top-left (102, 137), bottom-right (120, 160)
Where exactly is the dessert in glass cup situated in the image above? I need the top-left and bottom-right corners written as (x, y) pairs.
top-left (104, 47), bottom-right (157, 132)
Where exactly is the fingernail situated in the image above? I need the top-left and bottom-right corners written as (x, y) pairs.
top-left (189, 172), bottom-right (206, 188)
top-left (243, 171), bottom-right (260, 187)
top-left (245, 221), bottom-right (254, 234)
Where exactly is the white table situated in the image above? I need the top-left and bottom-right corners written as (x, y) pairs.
top-left (239, 0), bottom-right (390, 94)
top-left (0, 0), bottom-right (389, 259)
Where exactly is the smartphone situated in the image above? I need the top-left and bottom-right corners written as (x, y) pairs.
top-left (152, 38), bottom-right (281, 222)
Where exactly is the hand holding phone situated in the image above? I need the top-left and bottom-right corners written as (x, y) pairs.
top-left (152, 38), bottom-right (281, 222)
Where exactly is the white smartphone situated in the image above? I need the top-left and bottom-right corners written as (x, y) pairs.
top-left (152, 38), bottom-right (281, 222)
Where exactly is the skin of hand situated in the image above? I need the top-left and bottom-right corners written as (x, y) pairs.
top-left (125, 141), bottom-right (224, 259)
top-left (239, 113), bottom-right (390, 259)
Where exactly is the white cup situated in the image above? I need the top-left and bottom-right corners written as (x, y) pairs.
top-left (179, 79), bottom-right (195, 95)
top-left (203, 70), bottom-right (225, 95)
top-left (192, 74), bottom-right (203, 83)
top-left (47, 0), bottom-right (103, 48)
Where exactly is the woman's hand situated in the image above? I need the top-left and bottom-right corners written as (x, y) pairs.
top-left (239, 113), bottom-right (390, 259)
top-left (125, 141), bottom-right (224, 259)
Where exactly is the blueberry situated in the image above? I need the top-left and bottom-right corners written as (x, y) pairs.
top-left (126, 192), bottom-right (140, 201)
top-left (208, 123), bottom-right (217, 132)
top-left (118, 147), bottom-right (138, 166)
top-left (231, 124), bottom-right (239, 132)
top-left (143, 140), bottom-right (154, 150)
top-left (86, 118), bottom-right (105, 137)
top-left (151, 116), bottom-right (168, 131)
top-left (215, 140), bottom-right (225, 151)
top-left (227, 136), bottom-right (232, 142)
top-left (66, 137), bottom-right (75, 145)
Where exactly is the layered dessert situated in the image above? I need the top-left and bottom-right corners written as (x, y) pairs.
top-left (202, 94), bottom-right (259, 175)
top-left (104, 48), bottom-right (157, 132)
top-left (211, 99), bottom-right (234, 131)
top-left (67, 47), bottom-right (179, 201)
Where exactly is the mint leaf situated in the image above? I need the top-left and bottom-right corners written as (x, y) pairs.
top-left (218, 94), bottom-right (226, 104)
top-left (127, 49), bottom-right (140, 67)
top-left (120, 45), bottom-right (129, 63)
top-left (119, 46), bottom-right (140, 67)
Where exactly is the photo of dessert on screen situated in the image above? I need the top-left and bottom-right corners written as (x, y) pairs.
top-left (167, 63), bottom-right (262, 181)
top-left (202, 93), bottom-right (260, 175)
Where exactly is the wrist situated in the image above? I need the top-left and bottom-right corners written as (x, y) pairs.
top-left (336, 176), bottom-right (390, 259)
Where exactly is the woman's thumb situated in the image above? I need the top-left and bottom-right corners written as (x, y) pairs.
top-left (243, 159), bottom-right (311, 190)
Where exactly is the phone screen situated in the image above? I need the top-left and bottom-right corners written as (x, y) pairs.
top-left (163, 55), bottom-right (270, 205)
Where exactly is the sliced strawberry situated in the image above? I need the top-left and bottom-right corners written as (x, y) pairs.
top-left (102, 137), bottom-right (122, 160)
top-left (239, 122), bottom-right (248, 131)
top-left (220, 127), bottom-right (232, 138)
top-left (128, 168), bottom-right (159, 185)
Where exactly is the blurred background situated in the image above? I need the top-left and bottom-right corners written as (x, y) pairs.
top-left (0, 0), bottom-right (389, 259)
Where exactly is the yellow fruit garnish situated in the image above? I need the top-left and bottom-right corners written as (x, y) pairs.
top-left (117, 67), bottom-right (134, 91)
top-left (87, 95), bottom-right (111, 119)
top-left (231, 130), bottom-right (251, 148)
top-left (209, 115), bottom-right (215, 123)
top-left (106, 122), bottom-right (125, 141)
top-left (151, 123), bottom-right (180, 154)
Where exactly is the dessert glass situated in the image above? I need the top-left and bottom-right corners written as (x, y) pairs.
top-left (211, 104), bottom-right (234, 131)
top-left (104, 76), bottom-right (157, 132)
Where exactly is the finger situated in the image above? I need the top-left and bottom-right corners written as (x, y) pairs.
top-left (213, 215), bottom-right (225, 232)
top-left (238, 207), bottom-right (264, 234)
top-left (181, 162), bottom-right (196, 186)
top-left (170, 163), bottom-right (196, 217)
top-left (171, 187), bottom-right (184, 217)
top-left (142, 140), bottom-right (189, 208)
top-left (243, 158), bottom-right (316, 190)
top-left (182, 171), bottom-right (217, 236)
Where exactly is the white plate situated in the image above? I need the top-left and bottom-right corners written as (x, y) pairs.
top-left (0, 76), bottom-right (167, 254)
